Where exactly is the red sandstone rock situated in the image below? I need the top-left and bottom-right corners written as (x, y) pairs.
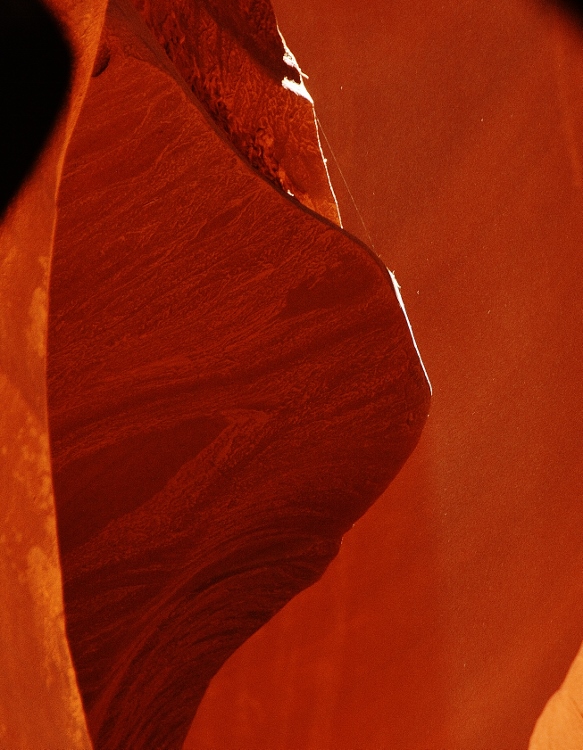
top-left (46, 0), bottom-right (429, 747)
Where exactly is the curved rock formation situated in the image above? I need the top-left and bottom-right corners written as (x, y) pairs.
top-left (46, 0), bottom-right (429, 747)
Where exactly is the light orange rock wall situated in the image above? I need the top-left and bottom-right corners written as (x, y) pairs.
top-left (0, 1), bottom-right (105, 746)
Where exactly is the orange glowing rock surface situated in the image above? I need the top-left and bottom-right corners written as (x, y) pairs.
top-left (531, 640), bottom-right (583, 749)
top-left (3, 0), bottom-right (583, 747)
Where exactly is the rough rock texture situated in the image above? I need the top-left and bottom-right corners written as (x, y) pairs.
top-left (186, 2), bottom-right (583, 750)
top-left (47, 0), bottom-right (429, 748)
top-left (129, 0), bottom-right (341, 223)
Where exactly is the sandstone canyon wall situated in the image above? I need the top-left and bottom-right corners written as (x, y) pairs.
top-left (2, 0), bottom-right (583, 748)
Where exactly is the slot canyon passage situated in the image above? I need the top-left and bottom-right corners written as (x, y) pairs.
top-left (1, 2), bottom-right (583, 750)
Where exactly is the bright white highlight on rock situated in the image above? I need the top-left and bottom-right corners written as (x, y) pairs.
top-left (277, 25), bottom-right (341, 225)
top-left (278, 26), bottom-right (314, 103)
top-left (389, 270), bottom-right (432, 395)
top-left (282, 76), bottom-right (313, 103)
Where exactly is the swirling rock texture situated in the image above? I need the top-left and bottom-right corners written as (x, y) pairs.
top-left (186, 2), bottom-right (583, 750)
top-left (45, 0), bottom-right (429, 748)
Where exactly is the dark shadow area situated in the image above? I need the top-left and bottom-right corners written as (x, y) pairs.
top-left (553, 0), bottom-right (583, 23)
top-left (0, 0), bottom-right (71, 217)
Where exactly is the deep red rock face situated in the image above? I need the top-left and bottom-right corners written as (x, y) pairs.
top-left (47, 0), bottom-right (429, 747)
